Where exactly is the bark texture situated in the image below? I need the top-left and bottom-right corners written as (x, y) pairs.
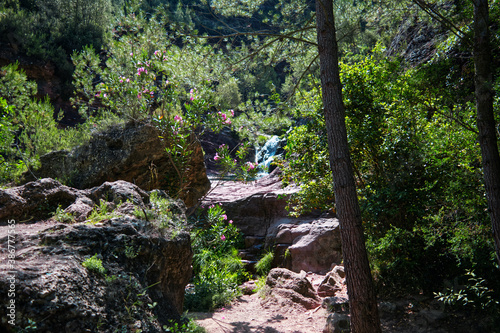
top-left (473, 0), bottom-right (500, 266)
top-left (315, 0), bottom-right (382, 332)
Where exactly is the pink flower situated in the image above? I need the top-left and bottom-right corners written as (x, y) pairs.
top-left (130, 52), bottom-right (133, 56)
top-left (137, 93), bottom-right (142, 99)
top-left (126, 78), bottom-right (130, 83)
top-left (214, 153), bottom-right (220, 161)
top-left (229, 109), bottom-right (234, 116)
top-left (220, 235), bottom-right (226, 241)
top-left (229, 220), bottom-right (233, 224)
top-left (174, 115), bottom-right (183, 122)
top-left (103, 93), bottom-right (107, 98)
top-left (137, 67), bottom-right (147, 75)
top-left (225, 119), bottom-right (232, 125)
top-left (222, 214), bottom-right (227, 220)
top-left (246, 162), bottom-right (255, 170)
top-left (119, 79), bottom-right (123, 83)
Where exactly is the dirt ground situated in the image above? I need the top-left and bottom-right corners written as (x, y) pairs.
top-left (191, 274), bottom-right (332, 333)
top-left (190, 276), bottom-right (492, 333)
top-left (191, 293), bottom-right (327, 333)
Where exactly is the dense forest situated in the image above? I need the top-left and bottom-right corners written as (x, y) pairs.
top-left (1, 0), bottom-right (500, 330)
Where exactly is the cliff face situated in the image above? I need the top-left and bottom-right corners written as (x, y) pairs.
top-left (21, 121), bottom-right (211, 208)
top-left (0, 178), bottom-right (193, 332)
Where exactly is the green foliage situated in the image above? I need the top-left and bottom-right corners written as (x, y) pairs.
top-left (0, 0), bottom-right (112, 78)
top-left (435, 270), bottom-right (500, 314)
top-left (186, 204), bottom-right (248, 311)
top-left (0, 63), bottom-right (92, 184)
top-left (82, 254), bottom-right (107, 275)
top-left (213, 142), bottom-right (260, 181)
top-left (51, 205), bottom-right (74, 223)
top-left (163, 318), bottom-right (206, 333)
top-left (86, 200), bottom-right (118, 224)
top-left (255, 251), bottom-right (274, 276)
top-left (281, 46), bottom-right (498, 294)
top-left (277, 116), bottom-right (334, 216)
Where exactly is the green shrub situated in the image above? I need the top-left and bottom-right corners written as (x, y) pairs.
top-left (51, 205), bottom-right (74, 223)
top-left (185, 204), bottom-right (248, 311)
top-left (435, 270), bottom-right (500, 313)
top-left (164, 318), bottom-right (206, 333)
top-left (0, 63), bottom-right (95, 184)
top-left (86, 200), bottom-right (118, 224)
top-left (82, 254), bottom-right (106, 275)
top-left (255, 251), bottom-right (274, 276)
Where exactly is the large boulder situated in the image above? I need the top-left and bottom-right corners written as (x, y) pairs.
top-left (262, 268), bottom-right (321, 310)
top-left (202, 170), bottom-right (342, 274)
top-left (0, 179), bottom-right (193, 332)
top-left (21, 121), bottom-right (210, 207)
top-left (267, 216), bottom-right (342, 274)
top-left (202, 169), bottom-right (296, 237)
top-left (0, 178), bottom-right (149, 223)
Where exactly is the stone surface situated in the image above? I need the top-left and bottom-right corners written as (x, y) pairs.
top-left (317, 266), bottom-right (346, 297)
top-left (264, 268), bottom-right (322, 310)
top-left (0, 179), bottom-right (193, 332)
top-left (202, 169), bottom-right (296, 237)
top-left (0, 178), bottom-right (151, 223)
top-left (0, 178), bottom-right (80, 222)
top-left (323, 313), bottom-right (351, 333)
top-left (267, 216), bottom-right (342, 274)
top-left (203, 170), bottom-right (342, 274)
top-left (21, 121), bottom-right (210, 207)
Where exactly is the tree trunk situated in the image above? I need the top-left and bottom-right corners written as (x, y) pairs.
top-left (315, 0), bottom-right (382, 332)
top-left (473, 0), bottom-right (500, 266)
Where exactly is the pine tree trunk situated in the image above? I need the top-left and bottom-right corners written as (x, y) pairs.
top-left (473, 0), bottom-right (500, 267)
top-left (315, 0), bottom-right (382, 331)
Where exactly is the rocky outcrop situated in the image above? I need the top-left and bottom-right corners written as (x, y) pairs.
top-left (317, 266), bottom-right (346, 298)
top-left (202, 170), bottom-right (342, 274)
top-left (202, 169), bottom-right (296, 237)
top-left (0, 179), bottom-right (193, 332)
top-left (0, 178), bottom-right (149, 223)
top-left (21, 121), bottom-right (210, 207)
top-left (267, 215), bottom-right (342, 274)
top-left (262, 268), bottom-right (321, 310)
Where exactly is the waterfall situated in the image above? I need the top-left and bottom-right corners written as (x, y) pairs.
top-left (255, 135), bottom-right (285, 174)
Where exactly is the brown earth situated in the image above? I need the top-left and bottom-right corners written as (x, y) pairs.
top-left (191, 274), bottom-right (332, 333)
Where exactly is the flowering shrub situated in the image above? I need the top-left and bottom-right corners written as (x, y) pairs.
top-left (70, 11), bottom-right (238, 198)
top-left (213, 142), bottom-right (260, 181)
top-left (186, 203), bottom-right (248, 311)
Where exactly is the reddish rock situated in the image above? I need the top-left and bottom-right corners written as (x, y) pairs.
top-left (264, 268), bottom-right (321, 310)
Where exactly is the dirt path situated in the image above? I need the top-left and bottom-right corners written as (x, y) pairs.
top-left (191, 274), bottom-right (332, 333)
top-left (191, 293), bottom-right (328, 333)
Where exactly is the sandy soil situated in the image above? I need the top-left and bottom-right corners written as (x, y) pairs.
top-left (191, 274), bottom-right (333, 333)
top-left (191, 293), bottom-right (328, 333)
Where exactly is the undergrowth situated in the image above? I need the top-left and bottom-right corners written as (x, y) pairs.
top-left (185, 203), bottom-right (249, 311)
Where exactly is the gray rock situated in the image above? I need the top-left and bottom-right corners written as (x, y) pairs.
top-left (203, 170), bottom-right (342, 274)
top-left (324, 312), bottom-right (350, 333)
top-left (0, 180), bottom-right (192, 332)
top-left (22, 121), bottom-right (210, 207)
